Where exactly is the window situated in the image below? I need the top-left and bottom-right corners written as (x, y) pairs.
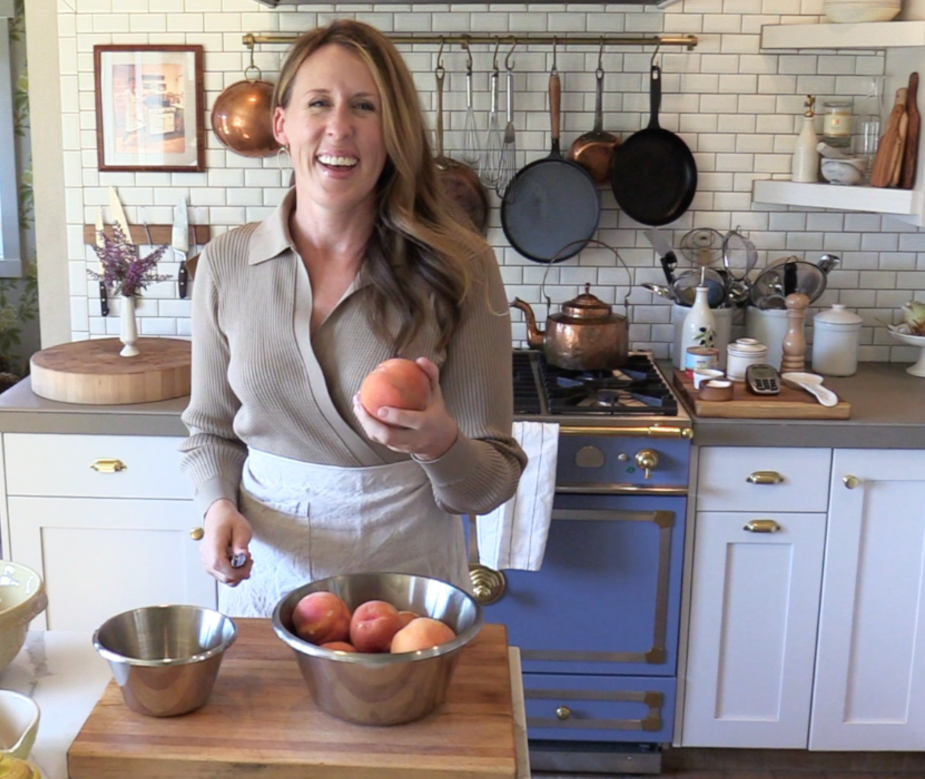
top-left (0, 0), bottom-right (21, 278)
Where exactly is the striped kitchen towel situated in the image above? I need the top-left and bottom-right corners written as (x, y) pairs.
top-left (476, 421), bottom-right (559, 571)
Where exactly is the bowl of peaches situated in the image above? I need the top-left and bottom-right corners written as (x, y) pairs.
top-left (272, 572), bottom-right (483, 726)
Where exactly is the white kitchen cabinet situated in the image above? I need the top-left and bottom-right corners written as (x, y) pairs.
top-left (758, 22), bottom-right (925, 226)
top-left (682, 510), bottom-right (826, 748)
top-left (683, 446), bottom-right (925, 751)
top-left (810, 448), bottom-right (925, 751)
top-left (0, 433), bottom-right (216, 631)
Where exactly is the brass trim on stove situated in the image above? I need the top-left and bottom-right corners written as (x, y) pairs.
top-left (522, 507), bottom-right (674, 665)
top-left (554, 484), bottom-right (688, 496)
top-left (526, 689), bottom-right (664, 732)
top-left (559, 425), bottom-right (692, 440)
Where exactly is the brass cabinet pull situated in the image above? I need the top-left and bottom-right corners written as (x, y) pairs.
top-left (744, 519), bottom-right (781, 533)
top-left (190, 527), bottom-right (204, 541)
top-left (90, 459), bottom-right (127, 473)
top-left (468, 564), bottom-right (507, 605)
top-left (747, 471), bottom-right (783, 485)
top-left (843, 474), bottom-right (860, 489)
top-left (556, 705), bottom-right (571, 720)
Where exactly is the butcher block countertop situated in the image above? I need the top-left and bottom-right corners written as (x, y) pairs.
top-left (0, 361), bottom-right (923, 448)
top-left (0, 624), bottom-right (530, 779)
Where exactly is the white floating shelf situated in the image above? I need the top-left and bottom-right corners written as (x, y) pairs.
top-left (761, 21), bottom-right (925, 50)
top-left (752, 180), bottom-right (922, 223)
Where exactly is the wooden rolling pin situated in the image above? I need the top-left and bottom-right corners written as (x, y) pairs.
top-left (870, 88), bottom-right (908, 188)
top-left (901, 72), bottom-right (920, 190)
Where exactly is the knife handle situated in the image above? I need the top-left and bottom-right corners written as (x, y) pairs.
top-left (178, 260), bottom-right (189, 299)
top-left (100, 282), bottom-right (109, 317)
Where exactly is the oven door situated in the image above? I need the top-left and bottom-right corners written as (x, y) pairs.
top-left (482, 492), bottom-right (686, 679)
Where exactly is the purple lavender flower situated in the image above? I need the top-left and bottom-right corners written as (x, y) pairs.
top-left (87, 223), bottom-right (171, 299)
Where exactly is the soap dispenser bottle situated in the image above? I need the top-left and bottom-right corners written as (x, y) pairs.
top-left (792, 95), bottom-right (820, 183)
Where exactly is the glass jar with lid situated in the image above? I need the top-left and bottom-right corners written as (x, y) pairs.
top-left (822, 100), bottom-right (854, 148)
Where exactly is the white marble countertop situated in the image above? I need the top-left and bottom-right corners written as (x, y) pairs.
top-left (0, 631), bottom-right (530, 779)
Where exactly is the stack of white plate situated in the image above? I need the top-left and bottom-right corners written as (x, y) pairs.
top-left (824, 0), bottom-right (901, 23)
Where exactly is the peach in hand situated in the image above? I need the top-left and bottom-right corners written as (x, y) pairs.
top-left (292, 591), bottom-right (351, 645)
top-left (349, 600), bottom-right (404, 653)
top-left (359, 358), bottom-right (431, 421)
top-left (390, 617), bottom-right (456, 654)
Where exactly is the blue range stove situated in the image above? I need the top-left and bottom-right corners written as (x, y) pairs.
top-left (476, 350), bottom-right (692, 775)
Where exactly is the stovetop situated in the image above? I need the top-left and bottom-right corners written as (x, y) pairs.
top-left (512, 349), bottom-right (689, 423)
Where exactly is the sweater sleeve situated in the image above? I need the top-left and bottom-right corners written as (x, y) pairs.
top-left (416, 247), bottom-right (527, 515)
top-left (179, 244), bottom-right (248, 517)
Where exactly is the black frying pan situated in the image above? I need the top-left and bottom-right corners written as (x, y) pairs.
top-left (501, 68), bottom-right (600, 263)
top-left (610, 64), bottom-right (697, 227)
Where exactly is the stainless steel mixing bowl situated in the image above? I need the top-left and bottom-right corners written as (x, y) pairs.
top-left (93, 604), bottom-right (237, 717)
top-left (272, 572), bottom-right (483, 726)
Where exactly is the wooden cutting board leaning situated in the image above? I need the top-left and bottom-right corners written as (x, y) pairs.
top-left (870, 87), bottom-right (908, 188)
top-left (901, 72), bottom-right (921, 189)
top-left (68, 619), bottom-right (517, 779)
top-left (673, 370), bottom-right (851, 419)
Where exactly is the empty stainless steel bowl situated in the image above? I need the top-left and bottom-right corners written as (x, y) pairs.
top-left (93, 604), bottom-right (237, 717)
top-left (272, 572), bottom-right (482, 726)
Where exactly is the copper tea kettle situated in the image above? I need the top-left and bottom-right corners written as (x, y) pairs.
top-left (511, 284), bottom-right (629, 371)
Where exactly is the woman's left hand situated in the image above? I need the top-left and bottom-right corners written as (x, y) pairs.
top-left (353, 357), bottom-right (459, 461)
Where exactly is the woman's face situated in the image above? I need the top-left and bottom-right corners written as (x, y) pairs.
top-left (274, 44), bottom-right (387, 217)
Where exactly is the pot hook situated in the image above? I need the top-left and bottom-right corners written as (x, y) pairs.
top-left (244, 37), bottom-right (261, 83)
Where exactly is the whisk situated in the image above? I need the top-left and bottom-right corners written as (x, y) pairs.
top-left (479, 43), bottom-right (503, 188)
top-left (461, 39), bottom-right (480, 169)
top-left (496, 46), bottom-right (517, 201)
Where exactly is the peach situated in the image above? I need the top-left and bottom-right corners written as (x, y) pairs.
top-left (292, 591), bottom-right (351, 645)
top-left (359, 358), bottom-right (431, 421)
top-left (321, 641), bottom-right (357, 653)
top-left (397, 610), bottom-right (420, 628)
top-left (390, 617), bottom-right (456, 654)
top-left (349, 600), bottom-right (404, 653)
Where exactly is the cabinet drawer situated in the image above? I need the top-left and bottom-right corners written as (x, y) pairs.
top-left (523, 673), bottom-right (676, 743)
top-left (4, 434), bottom-right (191, 499)
top-left (696, 447), bottom-right (831, 513)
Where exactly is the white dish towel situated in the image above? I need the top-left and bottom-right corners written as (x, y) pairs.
top-left (476, 421), bottom-right (559, 571)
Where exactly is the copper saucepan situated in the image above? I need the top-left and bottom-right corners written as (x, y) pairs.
top-left (211, 68), bottom-right (281, 159)
top-left (434, 61), bottom-right (489, 235)
top-left (568, 59), bottom-right (621, 184)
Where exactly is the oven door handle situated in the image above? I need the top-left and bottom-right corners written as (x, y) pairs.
top-left (554, 484), bottom-right (688, 496)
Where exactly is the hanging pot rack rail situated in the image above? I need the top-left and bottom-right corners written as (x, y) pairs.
top-left (242, 32), bottom-right (698, 50)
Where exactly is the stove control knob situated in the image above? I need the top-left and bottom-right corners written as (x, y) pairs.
top-left (635, 449), bottom-right (659, 480)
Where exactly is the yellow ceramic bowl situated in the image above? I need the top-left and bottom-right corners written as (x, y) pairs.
top-left (0, 754), bottom-right (42, 779)
top-left (0, 562), bottom-right (48, 674)
top-left (0, 691), bottom-right (39, 760)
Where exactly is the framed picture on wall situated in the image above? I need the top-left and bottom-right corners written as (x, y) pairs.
top-left (94, 44), bottom-right (205, 172)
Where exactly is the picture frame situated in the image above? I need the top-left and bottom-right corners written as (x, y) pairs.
top-left (94, 44), bottom-right (205, 172)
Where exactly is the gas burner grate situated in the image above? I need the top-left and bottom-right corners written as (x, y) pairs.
top-left (512, 351), bottom-right (542, 415)
top-left (537, 353), bottom-right (678, 416)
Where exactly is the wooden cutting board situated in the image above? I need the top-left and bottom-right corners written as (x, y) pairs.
top-left (68, 620), bottom-right (516, 779)
top-left (30, 337), bottom-right (190, 405)
top-left (673, 370), bottom-right (851, 419)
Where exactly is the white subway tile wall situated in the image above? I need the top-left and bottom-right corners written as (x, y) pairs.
top-left (60, 1), bottom-right (925, 365)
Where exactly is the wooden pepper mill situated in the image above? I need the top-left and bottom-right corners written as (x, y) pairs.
top-left (781, 292), bottom-right (811, 373)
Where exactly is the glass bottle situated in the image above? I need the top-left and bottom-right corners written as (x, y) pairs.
top-left (792, 95), bottom-right (820, 183)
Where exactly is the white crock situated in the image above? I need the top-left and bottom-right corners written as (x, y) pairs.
top-left (812, 303), bottom-right (862, 376)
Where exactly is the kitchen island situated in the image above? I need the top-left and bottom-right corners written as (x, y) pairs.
top-left (0, 632), bottom-right (530, 779)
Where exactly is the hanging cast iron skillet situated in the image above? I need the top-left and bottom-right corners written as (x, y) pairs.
top-left (501, 68), bottom-right (600, 263)
top-left (610, 64), bottom-right (698, 227)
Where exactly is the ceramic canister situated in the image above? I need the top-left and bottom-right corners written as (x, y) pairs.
top-left (812, 303), bottom-right (863, 376)
top-left (726, 338), bottom-right (768, 382)
top-left (745, 307), bottom-right (789, 370)
top-left (673, 304), bottom-right (733, 370)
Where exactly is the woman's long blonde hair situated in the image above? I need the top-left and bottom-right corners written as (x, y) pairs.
top-left (273, 20), bottom-right (490, 352)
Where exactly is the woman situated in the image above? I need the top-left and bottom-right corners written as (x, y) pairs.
top-left (180, 20), bottom-right (525, 618)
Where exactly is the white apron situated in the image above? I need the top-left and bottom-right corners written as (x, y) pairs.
top-left (219, 448), bottom-right (471, 618)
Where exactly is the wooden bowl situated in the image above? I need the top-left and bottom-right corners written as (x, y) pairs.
top-left (698, 379), bottom-right (734, 402)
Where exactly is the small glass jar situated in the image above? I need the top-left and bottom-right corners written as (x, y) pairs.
top-left (822, 100), bottom-right (854, 148)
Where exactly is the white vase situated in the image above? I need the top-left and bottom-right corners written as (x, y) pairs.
top-left (119, 295), bottom-right (140, 357)
top-left (679, 286), bottom-right (717, 367)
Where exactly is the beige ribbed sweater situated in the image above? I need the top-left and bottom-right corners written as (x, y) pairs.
top-left (180, 191), bottom-right (526, 518)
